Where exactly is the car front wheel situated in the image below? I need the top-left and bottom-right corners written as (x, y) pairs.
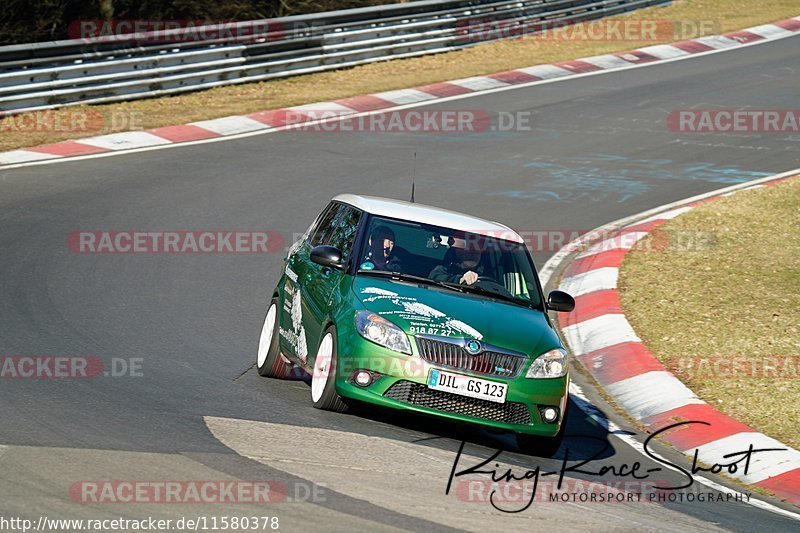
top-left (310, 327), bottom-right (349, 413)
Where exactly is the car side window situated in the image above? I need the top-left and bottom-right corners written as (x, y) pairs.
top-left (329, 205), bottom-right (362, 262)
top-left (309, 203), bottom-right (342, 247)
top-left (309, 203), bottom-right (362, 262)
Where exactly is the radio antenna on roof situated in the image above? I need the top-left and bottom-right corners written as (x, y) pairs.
top-left (410, 152), bottom-right (416, 203)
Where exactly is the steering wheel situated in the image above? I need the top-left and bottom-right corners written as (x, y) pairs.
top-left (469, 275), bottom-right (514, 298)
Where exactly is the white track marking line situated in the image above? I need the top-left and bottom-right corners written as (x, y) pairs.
top-left (2, 31), bottom-right (798, 170)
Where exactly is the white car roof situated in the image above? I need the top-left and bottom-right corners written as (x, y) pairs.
top-left (333, 194), bottom-right (524, 243)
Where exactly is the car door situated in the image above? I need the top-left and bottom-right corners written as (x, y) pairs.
top-left (301, 202), bottom-right (362, 361)
top-left (279, 203), bottom-right (338, 362)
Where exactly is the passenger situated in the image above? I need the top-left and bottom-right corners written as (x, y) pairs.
top-left (429, 247), bottom-right (482, 285)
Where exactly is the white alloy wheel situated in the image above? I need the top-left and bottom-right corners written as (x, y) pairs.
top-left (257, 303), bottom-right (277, 368)
top-left (311, 333), bottom-right (334, 402)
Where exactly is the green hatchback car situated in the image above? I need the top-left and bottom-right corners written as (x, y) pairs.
top-left (257, 195), bottom-right (575, 455)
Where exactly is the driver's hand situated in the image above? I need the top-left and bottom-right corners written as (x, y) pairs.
top-left (460, 271), bottom-right (479, 285)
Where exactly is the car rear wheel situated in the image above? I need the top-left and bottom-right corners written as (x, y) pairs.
top-left (310, 328), bottom-right (349, 413)
top-left (256, 297), bottom-right (293, 378)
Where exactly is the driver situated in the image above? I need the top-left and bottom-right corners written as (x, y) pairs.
top-left (365, 226), bottom-right (403, 272)
top-left (429, 247), bottom-right (482, 285)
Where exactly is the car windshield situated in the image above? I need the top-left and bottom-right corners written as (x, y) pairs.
top-left (355, 215), bottom-right (542, 307)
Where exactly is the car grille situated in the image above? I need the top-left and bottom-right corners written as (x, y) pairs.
top-left (384, 381), bottom-right (531, 425)
top-left (415, 336), bottom-right (525, 378)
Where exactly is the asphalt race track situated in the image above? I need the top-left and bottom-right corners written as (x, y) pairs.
top-left (1, 33), bottom-right (799, 531)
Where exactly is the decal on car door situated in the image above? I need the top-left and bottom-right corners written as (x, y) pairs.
top-left (280, 285), bottom-right (309, 362)
top-left (284, 264), bottom-right (298, 283)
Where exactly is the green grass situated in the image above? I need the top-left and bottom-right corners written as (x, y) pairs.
top-left (619, 178), bottom-right (800, 450)
top-left (1, 1), bottom-right (799, 152)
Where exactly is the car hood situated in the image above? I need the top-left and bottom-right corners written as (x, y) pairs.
top-left (352, 276), bottom-right (561, 357)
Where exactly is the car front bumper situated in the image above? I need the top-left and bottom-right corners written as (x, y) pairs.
top-left (335, 333), bottom-right (569, 437)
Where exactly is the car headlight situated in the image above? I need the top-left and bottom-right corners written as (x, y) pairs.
top-left (526, 348), bottom-right (569, 378)
top-left (355, 311), bottom-right (411, 355)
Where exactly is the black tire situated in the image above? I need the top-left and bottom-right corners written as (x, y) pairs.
top-left (310, 326), bottom-right (349, 413)
top-left (256, 296), bottom-right (293, 378)
top-left (516, 404), bottom-right (568, 457)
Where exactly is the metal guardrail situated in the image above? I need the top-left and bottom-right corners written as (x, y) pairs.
top-left (0, 0), bottom-right (670, 115)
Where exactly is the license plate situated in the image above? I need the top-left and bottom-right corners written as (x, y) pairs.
top-left (427, 369), bottom-right (507, 403)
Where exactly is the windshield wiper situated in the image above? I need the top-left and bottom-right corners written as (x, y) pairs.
top-left (445, 282), bottom-right (534, 308)
top-left (357, 270), bottom-right (465, 293)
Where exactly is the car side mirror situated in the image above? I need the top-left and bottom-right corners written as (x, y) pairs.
top-left (546, 290), bottom-right (575, 312)
top-left (310, 245), bottom-right (344, 269)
